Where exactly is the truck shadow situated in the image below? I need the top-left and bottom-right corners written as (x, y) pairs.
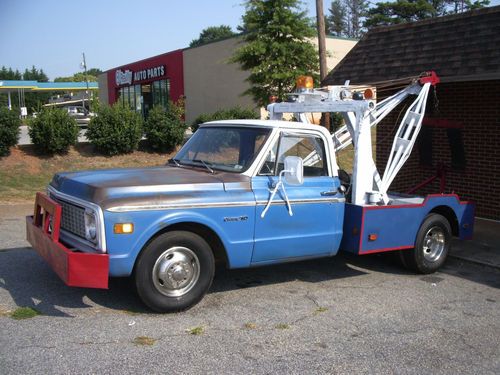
top-left (0, 248), bottom-right (497, 317)
top-left (210, 251), bottom-right (407, 294)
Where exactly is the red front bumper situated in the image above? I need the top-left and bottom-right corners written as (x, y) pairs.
top-left (26, 192), bottom-right (109, 289)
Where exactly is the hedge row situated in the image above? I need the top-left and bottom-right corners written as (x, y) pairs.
top-left (191, 106), bottom-right (259, 132)
top-left (28, 107), bottom-right (79, 155)
top-left (0, 107), bottom-right (21, 156)
top-left (1, 104), bottom-right (259, 157)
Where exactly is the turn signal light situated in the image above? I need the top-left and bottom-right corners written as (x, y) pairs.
top-left (114, 223), bottom-right (134, 234)
top-left (296, 76), bottom-right (314, 90)
top-left (368, 233), bottom-right (378, 241)
top-left (364, 88), bottom-right (374, 100)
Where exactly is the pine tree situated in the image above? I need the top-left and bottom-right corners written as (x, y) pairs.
top-left (344, 0), bottom-right (370, 38)
top-left (326, 0), bottom-right (348, 36)
top-left (232, 0), bottom-right (319, 106)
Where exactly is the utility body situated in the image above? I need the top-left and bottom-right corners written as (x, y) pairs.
top-left (26, 72), bottom-right (475, 312)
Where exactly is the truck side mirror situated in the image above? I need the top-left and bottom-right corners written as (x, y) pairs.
top-left (283, 156), bottom-right (304, 186)
top-left (261, 156), bottom-right (304, 219)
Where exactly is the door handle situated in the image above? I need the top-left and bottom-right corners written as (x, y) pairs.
top-left (321, 191), bottom-right (338, 196)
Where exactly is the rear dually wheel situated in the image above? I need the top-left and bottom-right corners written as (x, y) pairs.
top-left (400, 213), bottom-right (451, 274)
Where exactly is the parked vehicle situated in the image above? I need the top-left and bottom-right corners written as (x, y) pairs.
top-left (26, 72), bottom-right (474, 312)
top-left (66, 106), bottom-right (94, 126)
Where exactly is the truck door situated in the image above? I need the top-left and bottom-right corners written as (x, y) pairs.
top-left (251, 131), bottom-right (344, 264)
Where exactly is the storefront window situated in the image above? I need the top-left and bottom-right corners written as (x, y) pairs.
top-left (116, 78), bottom-right (170, 118)
top-left (128, 85), bottom-right (136, 110)
top-left (135, 85), bottom-right (142, 112)
top-left (152, 79), bottom-right (169, 109)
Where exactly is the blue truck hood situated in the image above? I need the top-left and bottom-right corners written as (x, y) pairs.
top-left (49, 166), bottom-right (243, 210)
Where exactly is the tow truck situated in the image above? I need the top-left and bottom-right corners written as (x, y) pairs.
top-left (26, 72), bottom-right (474, 312)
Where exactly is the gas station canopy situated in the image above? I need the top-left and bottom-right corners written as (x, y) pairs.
top-left (0, 80), bottom-right (98, 113)
top-left (0, 80), bottom-right (98, 92)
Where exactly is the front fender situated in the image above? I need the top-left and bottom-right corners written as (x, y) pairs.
top-left (104, 206), bottom-right (255, 277)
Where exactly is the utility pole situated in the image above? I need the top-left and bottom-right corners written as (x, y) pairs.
top-left (81, 52), bottom-right (90, 111)
top-left (316, 0), bottom-right (330, 130)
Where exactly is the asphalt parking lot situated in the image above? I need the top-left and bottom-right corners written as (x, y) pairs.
top-left (1, 204), bottom-right (499, 374)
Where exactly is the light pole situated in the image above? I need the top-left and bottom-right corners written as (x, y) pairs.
top-left (316, 0), bottom-right (330, 130)
top-left (81, 52), bottom-right (90, 111)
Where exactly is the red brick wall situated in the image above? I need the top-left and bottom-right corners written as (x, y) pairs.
top-left (376, 80), bottom-right (500, 220)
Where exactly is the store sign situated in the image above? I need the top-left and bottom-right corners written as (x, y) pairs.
top-left (115, 69), bottom-right (133, 86)
top-left (134, 65), bottom-right (165, 82)
top-left (114, 65), bottom-right (166, 87)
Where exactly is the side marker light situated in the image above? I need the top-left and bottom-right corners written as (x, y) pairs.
top-left (114, 223), bottom-right (134, 234)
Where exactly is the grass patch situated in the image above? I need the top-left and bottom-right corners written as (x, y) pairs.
top-left (187, 326), bottom-right (205, 335)
top-left (133, 336), bottom-right (156, 346)
top-left (0, 144), bottom-right (176, 203)
top-left (10, 307), bottom-right (41, 320)
top-left (315, 306), bottom-right (328, 314)
top-left (275, 323), bottom-right (290, 330)
top-left (244, 322), bottom-right (257, 329)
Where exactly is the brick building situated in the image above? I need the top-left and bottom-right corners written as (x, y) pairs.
top-left (322, 6), bottom-right (500, 220)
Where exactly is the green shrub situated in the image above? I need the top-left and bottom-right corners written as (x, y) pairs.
top-left (87, 104), bottom-right (143, 155)
top-left (144, 103), bottom-right (186, 152)
top-left (191, 106), bottom-right (258, 132)
top-left (28, 107), bottom-right (79, 155)
top-left (0, 107), bottom-right (21, 157)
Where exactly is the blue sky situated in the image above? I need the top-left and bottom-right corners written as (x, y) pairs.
top-left (1, 0), bottom-right (498, 80)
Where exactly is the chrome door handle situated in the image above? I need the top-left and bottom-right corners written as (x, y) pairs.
top-left (321, 191), bottom-right (338, 196)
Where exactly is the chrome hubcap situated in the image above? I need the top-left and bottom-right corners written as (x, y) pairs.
top-left (422, 226), bottom-right (446, 262)
top-left (152, 247), bottom-right (200, 297)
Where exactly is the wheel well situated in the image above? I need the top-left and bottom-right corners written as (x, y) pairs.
top-left (146, 222), bottom-right (229, 268)
top-left (429, 205), bottom-right (459, 236)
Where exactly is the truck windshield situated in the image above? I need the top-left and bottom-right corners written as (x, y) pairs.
top-left (173, 126), bottom-right (272, 173)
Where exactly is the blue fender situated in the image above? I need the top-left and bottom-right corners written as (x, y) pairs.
top-left (104, 206), bottom-right (255, 277)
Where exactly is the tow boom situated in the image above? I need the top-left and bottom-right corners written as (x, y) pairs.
top-left (267, 71), bottom-right (440, 206)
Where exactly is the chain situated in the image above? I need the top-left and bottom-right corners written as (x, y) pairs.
top-left (432, 85), bottom-right (440, 115)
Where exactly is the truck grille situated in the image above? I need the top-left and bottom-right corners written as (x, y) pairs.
top-left (52, 197), bottom-right (86, 238)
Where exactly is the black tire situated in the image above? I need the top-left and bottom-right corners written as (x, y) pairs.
top-left (400, 213), bottom-right (451, 274)
top-left (134, 231), bottom-right (215, 312)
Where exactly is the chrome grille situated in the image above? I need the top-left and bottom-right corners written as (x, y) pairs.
top-left (52, 197), bottom-right (86, 238)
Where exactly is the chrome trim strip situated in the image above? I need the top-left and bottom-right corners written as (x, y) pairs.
top-left (107, 197), bottom-right (345, 212)
top-left (256, 197), bottom-right (345, 205)
top-left (48, 186), bottom-right (107, 253)
top-left (107, 201), bottom-right (256, 213)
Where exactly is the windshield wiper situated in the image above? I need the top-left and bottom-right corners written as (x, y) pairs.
top-left (192, 159), bottom-right (214, 174)
top-left (168, 158), bottom-right (181, 167)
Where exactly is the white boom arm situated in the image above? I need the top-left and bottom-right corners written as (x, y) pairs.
top-left (267, 72), bottom-right (439, 206)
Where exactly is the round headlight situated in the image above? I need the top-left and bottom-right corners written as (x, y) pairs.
top-left (84, 209), bottom-right (97, 242)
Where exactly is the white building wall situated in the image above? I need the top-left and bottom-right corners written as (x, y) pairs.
top-left (183, 35), bottom-right (357, 124)
top-left (183, 37), bottom-right (254, 125)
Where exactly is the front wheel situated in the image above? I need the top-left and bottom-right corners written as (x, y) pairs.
top-left (134, 231), bottom-right (215, 312)
top-left (400, 213), bottom-right (451, 274)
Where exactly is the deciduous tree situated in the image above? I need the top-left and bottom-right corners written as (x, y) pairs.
top-left (364, 0), bottom-right (490, 28)
top-left (189, 25), bottom-right (236, 47)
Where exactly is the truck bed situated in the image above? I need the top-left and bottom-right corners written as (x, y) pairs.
top-left (340, 194), bottom-right (475, 255)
